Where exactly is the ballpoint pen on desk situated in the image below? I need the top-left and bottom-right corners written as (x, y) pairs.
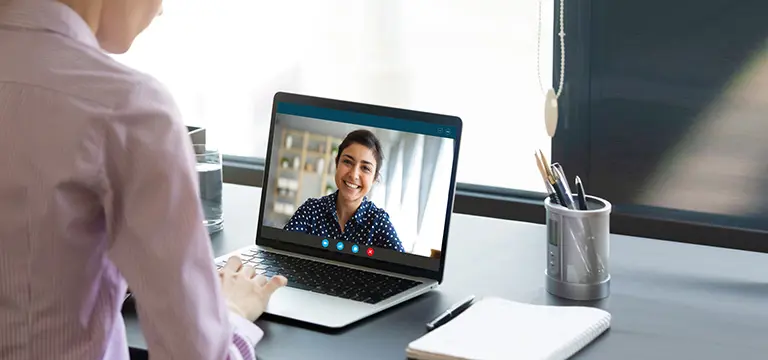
top-left (575, 176), bottom-right (589, 210)
top-left (425, 295), bottom-right (476, 332)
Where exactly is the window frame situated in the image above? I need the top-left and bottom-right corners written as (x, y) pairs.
top-left (551, 0), bottom-right (768, 253)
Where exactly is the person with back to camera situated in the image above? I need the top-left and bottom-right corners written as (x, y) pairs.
top-left (0, 0), bottom-right (284, 359)
top-left (284, 129), bottom-right (405, 252)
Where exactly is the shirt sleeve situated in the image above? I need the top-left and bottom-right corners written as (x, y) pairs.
top-left (101, 76), bottom-right (261, 360)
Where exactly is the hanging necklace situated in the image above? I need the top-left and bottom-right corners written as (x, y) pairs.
top-left (537, 0), bottom-right (565, 137)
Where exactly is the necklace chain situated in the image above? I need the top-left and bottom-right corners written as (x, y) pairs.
top-left (537, 0), bottom-right (565, 98)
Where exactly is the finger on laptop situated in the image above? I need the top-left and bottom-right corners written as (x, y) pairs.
top-left (253, 274), bottom-right (268, 286)
top-left (221, 256), bottom-right (242, 273)
top-left (242, 265), bottom-right (256, 278)
top-left (262, 275), bottom-right (288, 296)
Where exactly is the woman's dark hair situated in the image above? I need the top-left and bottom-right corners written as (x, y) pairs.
top-left (335, 129), bottom-right (384, 180)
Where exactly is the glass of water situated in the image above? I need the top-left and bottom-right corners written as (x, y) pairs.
top-left (194, 144), bottom-right (224, 234)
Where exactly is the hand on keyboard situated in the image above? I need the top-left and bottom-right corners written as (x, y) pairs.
top-left (219, 255), bottom-right (287, 321)
top-left (217, 249), bottom-right (422, 304)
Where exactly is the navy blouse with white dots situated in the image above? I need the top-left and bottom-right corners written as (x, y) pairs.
top-left (283, 191), bottom-right (405, 252)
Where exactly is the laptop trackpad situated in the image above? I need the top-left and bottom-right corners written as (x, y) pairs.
top-left (264, 286), bottom-right (375, 328)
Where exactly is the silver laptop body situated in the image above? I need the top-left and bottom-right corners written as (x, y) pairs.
top-left (215, 92), bottom-right (462, 328)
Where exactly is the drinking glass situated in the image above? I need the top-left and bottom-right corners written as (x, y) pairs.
top-left (194, 144), bottom-right (224, 234)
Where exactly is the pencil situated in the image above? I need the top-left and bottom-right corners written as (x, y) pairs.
top-left (536, 150), bottom-right (562, 205)
top-left (535, 151), bottom-right (554, 194)
top-left (538, 149), bottom-right (558, 181)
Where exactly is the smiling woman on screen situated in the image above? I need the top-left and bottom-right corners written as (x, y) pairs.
top-left (283, 129), bottom-right (405, 252)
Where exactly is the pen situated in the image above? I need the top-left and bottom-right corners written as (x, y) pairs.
top-left (550, 164), bottom-right (576, 210)
top-left (549, 176), bottom-right (567, 207)
top-left (426, 295), bottom-right (476, 332)
top-left (575, 176), bottom-right (588, 210)
top-left (552, 162), bottom-right (569, 183)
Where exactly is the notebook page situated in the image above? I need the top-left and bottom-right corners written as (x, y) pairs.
top-left (406, 297), bottom-right (611, 360)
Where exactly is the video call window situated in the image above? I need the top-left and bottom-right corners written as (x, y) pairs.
top-left (264, 111), bottom-right (455, 260)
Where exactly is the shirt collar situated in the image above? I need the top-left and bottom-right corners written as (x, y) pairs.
top-left (324, 191), bottom-right (370, 225)
top-left (0, 0), bottom-right (100, 49)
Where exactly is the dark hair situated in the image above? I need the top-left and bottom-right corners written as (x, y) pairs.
top-left (335, 129), bottom-right (384, 180)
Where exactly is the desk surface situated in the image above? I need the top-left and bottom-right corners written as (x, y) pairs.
top-left (124, 184), bottom-right (768, 359)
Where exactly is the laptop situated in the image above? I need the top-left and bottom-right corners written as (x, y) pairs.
top-left (214, 92), bottom-right (462, 328)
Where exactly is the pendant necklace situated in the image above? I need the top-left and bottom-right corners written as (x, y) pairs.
top-left (538, 0), bottom-right (566, 137)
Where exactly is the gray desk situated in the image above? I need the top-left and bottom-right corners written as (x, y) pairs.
top-left (124, 184), bottom-right (768, 359)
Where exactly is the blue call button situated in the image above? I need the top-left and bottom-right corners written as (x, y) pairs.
top-left (351, 244), bottom-right (360, 253)
top-left (336, 241), bottom-right (344, 251)
top-left (321, 239), bottom-right (329, 248)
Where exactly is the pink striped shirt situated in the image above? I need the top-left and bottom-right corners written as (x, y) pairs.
top-left (0, 1), bottom-right (261, 359)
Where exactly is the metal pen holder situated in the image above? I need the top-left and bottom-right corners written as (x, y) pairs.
top-left (544, 195), bottom-right (611, 301)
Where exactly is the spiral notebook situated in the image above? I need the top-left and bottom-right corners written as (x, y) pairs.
top-left (406, 297), bottom-right (611, 360)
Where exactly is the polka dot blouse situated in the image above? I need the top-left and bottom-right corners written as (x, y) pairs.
top-left (283, 191), bottom-right (405, 252)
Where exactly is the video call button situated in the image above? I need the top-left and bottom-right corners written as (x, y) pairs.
top-left (321, 239), bottom-right (329, 248)
top-left (336, 241), bottom-right (344, 251)
top-left (351, 244), bottom-right (359, 254)
top-left (366, 247), bottom-right (374, 257)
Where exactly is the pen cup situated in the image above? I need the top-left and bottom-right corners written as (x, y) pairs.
top-left (544, 195), bottom-right (611, 301)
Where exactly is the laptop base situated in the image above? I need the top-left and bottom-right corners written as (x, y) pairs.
top-left (215, 245), bottom-right (438, 329)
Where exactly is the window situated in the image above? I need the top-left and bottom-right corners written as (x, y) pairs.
top-left (113, 0), bottom-right (555, 192)
top-left (553, 0), bottom-right (768, 252)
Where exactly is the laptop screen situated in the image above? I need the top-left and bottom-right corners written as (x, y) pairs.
top-left (260, 100), bottom-right (458, 272)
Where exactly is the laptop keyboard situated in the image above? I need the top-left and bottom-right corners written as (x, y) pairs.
top-left (216, 248), bottom-right (421, 304)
